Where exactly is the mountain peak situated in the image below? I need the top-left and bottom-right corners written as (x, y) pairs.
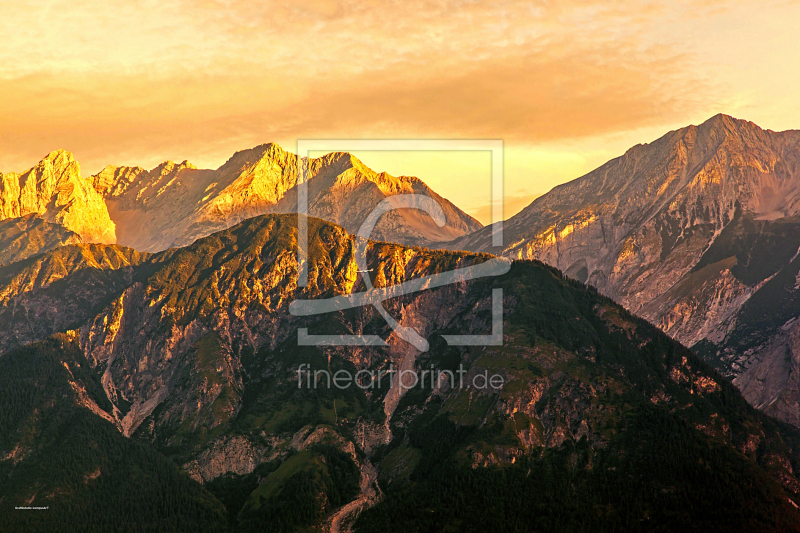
top-left (445, 115), bottom-right (800, 428)
top-left (216, 142), bottom-right (295, 178)
top-left (695, 113), bottom-right (763, 134)
top-left (702, 112), bottom-right (742, 125)
top-left (44, 148), bottom-right (75, 157)
top-left (151, 159), bottom-right (197, 174)
top-left (691, 113), bottom-right (800, 142)
top-left (41, 148), bottom-right (77, 164)
top-left (91, 164), bottom-right (147, 199)
top-left (0, 150), bottom-right (115, 244)
top-left (27, 149), bottom-right (81, 178)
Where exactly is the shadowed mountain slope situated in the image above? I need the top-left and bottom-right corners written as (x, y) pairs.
top-left (3, 214), bottom-right (800, 531)
top-left (0, 214), bottom-right (82, 266)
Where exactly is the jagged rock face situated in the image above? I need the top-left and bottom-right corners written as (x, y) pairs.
top-left (692, 234), bottom-right (800, 426)
top-left (91, 143), bottom-right (481, 252)
top-left (448, 114), bottom-right (800, 424)
top-left (729, 318), bottom-right (800, 426)
top-left (0, 150), bottom-right (116, 243)
top-left (0, 214), bottom-right (82, 266)
top-left (269, 151), bottom-right (481, 246)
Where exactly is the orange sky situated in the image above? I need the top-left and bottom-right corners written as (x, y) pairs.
top-left (2, 0), bottom-right (799, 224)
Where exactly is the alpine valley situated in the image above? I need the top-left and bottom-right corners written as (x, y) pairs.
top-left (4, 118), bottom-right (800, 532)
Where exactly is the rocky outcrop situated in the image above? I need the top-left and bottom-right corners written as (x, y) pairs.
top-left (0, 150), bottom-right (116, 243)
top-left (182, 435), bottom-right (267, 483)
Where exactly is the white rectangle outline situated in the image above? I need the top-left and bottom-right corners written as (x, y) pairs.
top-left (296, 139), bottom-right (504, 287)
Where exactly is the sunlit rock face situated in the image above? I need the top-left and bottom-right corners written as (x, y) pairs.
top-left (447, 114), bottom-right (800, 425)
top-left (4, 144), bottom-right (480, 256)
top-left (89, 143), bottom-right (482, 252)
top-left (0, 150), bottom-right (116, 243)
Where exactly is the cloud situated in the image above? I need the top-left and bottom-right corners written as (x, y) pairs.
top-left (0, 0), bottom-right (787, 175)
top-left (276, 41), bottom-right (715, 141)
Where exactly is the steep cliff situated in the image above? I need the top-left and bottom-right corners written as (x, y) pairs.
top-left (0, 243), bottom-right (150, 354)
top-left (0, 150), bottom-right (116, 243)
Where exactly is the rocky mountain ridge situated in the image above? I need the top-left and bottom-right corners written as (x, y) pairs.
top-left (447, 114), bottom-right (800, 425)
top-left (95, 143), bottom-right (481, 252)
top-left (2, 143), bottom-right (481, 256)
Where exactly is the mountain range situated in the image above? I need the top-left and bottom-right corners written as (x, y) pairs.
top-left (3, 214), bottom-right (800, 533)
top-left (6, 115), bottom-right (800, 531)
top-left (0, 143), bottom-right (480, 259)
top-left (449, 114), bottom-right (800, 426)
